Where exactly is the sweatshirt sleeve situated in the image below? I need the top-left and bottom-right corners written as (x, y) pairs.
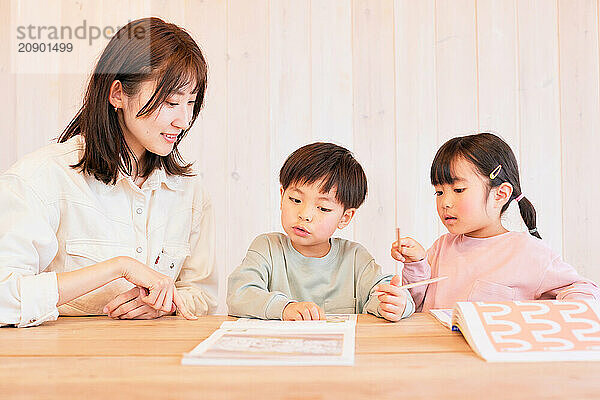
top-left (0, 174), bottom-right (60, 327)
top-left (536, 256), bottom-right (600, 300)
top-left (358, 260), bottom-right (415, 320)
top-left (402, 257), bottom-right (432, 312)
top-left (175, 187), bottom-right (218, 316)
top-left (226, 237), bottom-right (293, 319)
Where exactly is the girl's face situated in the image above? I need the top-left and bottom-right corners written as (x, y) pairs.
top-left (119, 80), bottom-right (197, 161)
top-left (434, 158), bottom-right (508, 238)
top-left (280, 180), bottom-right (355, 257)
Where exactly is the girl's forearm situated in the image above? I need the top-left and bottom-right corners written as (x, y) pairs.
top-left (56, 256), bottom-right (128, 306)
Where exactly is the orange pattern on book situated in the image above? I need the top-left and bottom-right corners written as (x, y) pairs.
top-left (472, 301), bottom-right (600, 352)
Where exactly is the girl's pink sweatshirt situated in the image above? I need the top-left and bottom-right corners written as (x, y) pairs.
top-left (403, 231), bottom-right (600, 311)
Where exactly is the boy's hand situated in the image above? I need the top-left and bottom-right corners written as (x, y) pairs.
top-left (390, 236), bottom-right (426, 263)
top-left (374, 275), bottom-right (407, 322)
top-left (282, 302), bottom-right (325, 321)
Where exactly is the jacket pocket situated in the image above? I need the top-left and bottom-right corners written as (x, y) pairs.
top-left (323, 297), bottom-right (357, 314)
top-left (154, 243), bottom-right (191, 279)
top-left (468, 279), bottom-right (516, 302)
top-left (64, 239), bottom-right (132, 271)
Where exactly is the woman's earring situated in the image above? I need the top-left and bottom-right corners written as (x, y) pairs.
top-left (114, 106), bottom-right (118, 113)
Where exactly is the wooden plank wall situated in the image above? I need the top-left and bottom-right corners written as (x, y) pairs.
top-left (1, 0), bottom-right (598, 313)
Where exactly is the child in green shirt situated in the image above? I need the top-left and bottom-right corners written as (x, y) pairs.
top-left (227, 142), bottom-right (414, 321)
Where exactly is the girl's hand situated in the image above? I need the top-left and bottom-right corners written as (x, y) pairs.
top-left (282, 302), bottom-right (325, 321)
top-left (374, 275), bottom-right (407, 322)
top-left (116, 256), bottom-right (197, 320)
top-left (104, 287), bottom-right (171, 320)
top-left (390, 236), bottom-right (426, 263)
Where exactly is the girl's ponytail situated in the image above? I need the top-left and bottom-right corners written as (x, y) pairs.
top-left (517, 195), bottom-right (541, 239)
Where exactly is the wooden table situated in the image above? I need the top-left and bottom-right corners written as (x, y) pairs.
top-left (1, 313), bottom-right (599, 399)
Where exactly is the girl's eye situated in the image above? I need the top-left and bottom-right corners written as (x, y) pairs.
top-left (187, 100), bottom-right (196, 105)
top-left (289, 196), bottom-right (301, 204)
top-left (434, 191), bottom-right (443, 196)
top-left (454, 188), bottom-right (465, 193)
top-left (166, 102), bottom-right (178, 107)
top-left (319, 207), bottom-right (332, 212)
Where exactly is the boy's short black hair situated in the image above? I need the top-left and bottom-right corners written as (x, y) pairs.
top-left (279, 142), bottom-right (367, 209)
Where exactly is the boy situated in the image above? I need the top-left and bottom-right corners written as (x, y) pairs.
top-left (227, 142), bottom-right (414, 321)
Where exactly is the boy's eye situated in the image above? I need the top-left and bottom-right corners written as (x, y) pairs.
top-left (289, 196), bottom-right (301, 204)
top-left (454, 188), bottom-right (466, 193)
top-left (434, 191), bottom-right (443, 196)
top-left (318, 207), bottom-right (332, 212)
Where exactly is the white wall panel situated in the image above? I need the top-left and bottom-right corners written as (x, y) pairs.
top-left (517, 0), bottom-right (563, 253)
top-left (558, 0), bottom-right (600, 277)
top-left (352, 0), bottom-right (397, 274)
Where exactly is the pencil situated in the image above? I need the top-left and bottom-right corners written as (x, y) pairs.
top-left (398, 276), bottom-right (448, 290)
top-left (372, 276), bottom-right (448, 296)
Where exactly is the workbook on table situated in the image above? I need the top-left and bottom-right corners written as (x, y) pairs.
top-left (448, 300), bottom-right (600, 362)
top-left (182, 314), bottom-right (356, 366)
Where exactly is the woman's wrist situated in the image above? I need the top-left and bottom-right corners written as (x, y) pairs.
top-left (111, 256), bottom-right (133, 280)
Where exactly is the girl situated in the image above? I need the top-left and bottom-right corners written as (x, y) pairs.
top-left (0, 18), bottom-right (217, 327)
top-left (391, 132), bottom-right (599, 311)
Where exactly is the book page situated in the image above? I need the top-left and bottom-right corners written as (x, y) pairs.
top-left (182, 315), bottom-right (356, 366)
top-left (429, 309), bottom-right (453, 329)
top-left (220, 314), bottom-right (357, 331)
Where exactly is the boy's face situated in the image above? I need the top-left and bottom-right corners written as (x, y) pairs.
top-left (280, 180), bottom-right (356, 258)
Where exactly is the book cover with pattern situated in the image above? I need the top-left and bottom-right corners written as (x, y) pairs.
top-left (452, 300), bottom-right (600, 362)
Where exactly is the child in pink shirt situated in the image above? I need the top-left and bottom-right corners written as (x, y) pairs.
top-left (391, 132), bottom-right (600, 311)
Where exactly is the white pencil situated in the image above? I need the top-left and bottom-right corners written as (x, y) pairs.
top-left (372, 276), bottom-right (448, 296)
top-left (398, 276), bottom-right (448, 290)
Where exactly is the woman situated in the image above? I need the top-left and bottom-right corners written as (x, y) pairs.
top-left (0, 17), bottom-right (217, 327)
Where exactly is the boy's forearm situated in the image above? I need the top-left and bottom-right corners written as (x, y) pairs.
top-left (227, 286), bottom-right (292, 320)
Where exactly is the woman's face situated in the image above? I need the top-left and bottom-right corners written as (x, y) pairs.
top-left (119, 80), bottom-right (197, 161)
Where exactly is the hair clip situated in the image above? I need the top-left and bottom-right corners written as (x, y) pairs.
top-left (514, 194), bottom-right (525, 202)
top-left (489, 165), bottom-right (502, 180)
top-left (529, 228), bottom-right (538, 234)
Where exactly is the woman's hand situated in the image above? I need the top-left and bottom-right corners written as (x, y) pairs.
top-left (116, 256), bottom-right (197, 320)
top-left (390, 236), bottom-right (426, 263)
top-left (104, 286), bottom-right (170, 319)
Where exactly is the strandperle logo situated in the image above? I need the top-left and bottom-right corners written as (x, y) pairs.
top-left (16, 20), bottom-right (145, 45)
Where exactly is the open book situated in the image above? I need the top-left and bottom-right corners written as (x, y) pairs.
top-left (182, 314), bottom-right (356, 366)
top-left (429, 308), bottom-right (455, 330)
top-left (450, 300), bottom-right (600, 362)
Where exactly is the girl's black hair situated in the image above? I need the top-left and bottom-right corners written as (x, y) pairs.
top-left (430, 132), bottom-right (541, 239)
